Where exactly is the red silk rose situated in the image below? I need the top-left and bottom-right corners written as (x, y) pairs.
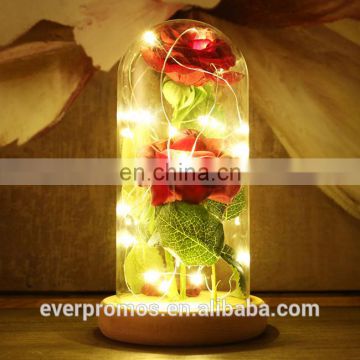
top-left (142, 129), bottom-right (240, 206)
top-left (142, 23), bottom-right (242, 86)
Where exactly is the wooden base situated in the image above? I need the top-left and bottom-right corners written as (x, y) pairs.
top-left (98, 294), bottom-right (267, 346)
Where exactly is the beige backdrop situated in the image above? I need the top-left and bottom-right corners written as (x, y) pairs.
top-left (0, 19), bottom-right (359, 292)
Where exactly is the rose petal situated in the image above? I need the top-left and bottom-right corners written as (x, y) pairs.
top-left (175, 184), bottom-right (213, 204)
top-left (208, 184), bottom-right (241, 204)
top-left (167, 70), bottom-right (208, 86)
top-left (141, 284), bottom-right (161, 297)
top-left (171, 132), bottom-right (206, 151)
top-left (151, 184), bottom-right (177, 206)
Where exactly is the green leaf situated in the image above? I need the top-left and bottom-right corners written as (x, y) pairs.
top-left (163, 80), bottom-right (192, 109)
top-left (224, 188), bottom-right (247, 220)
top-left (204, 188), bottom-right (247, 221)
top-left (203, 199), bottom-right (226, 221)
top-left (124, 243), bottom-right (164, 294)
top-left (221, 244), bottom-right (246, 297)
top-left (156, 202), bottom-right (224, 266)
top-left (162, 78), bottom-right (226, 137)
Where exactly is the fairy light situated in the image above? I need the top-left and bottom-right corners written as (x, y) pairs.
top-left (117, 110), bottom-right (154, 125)
top-left (143, 31), bottom-right (157, 46)
top-left (234, 216), bottom-right (241, 226)
top-left (198, 115), bottom-right (226, 132)
top-left (189, 271), bottom-right (203, 286)
top-left (231, 142), bottom-right (249, 159)
top-left (168, 125), bottom-right (178, 138)
top-left (120, 127), bottom-right (133, 139)
top-left (177, 152), bottom-right (193, 169)
top-left (158, 280), bottom-right (171, 293)
top-left (116, 201), bottom-right (131, 217)
top-left (143, 270), bottom-right (161, 284)
top-left (236, 123), bottom-right (249, 136)
top-left (117, 231), bottom-right (137, 248)
top-left (236, 250), bottom-right (250, 267)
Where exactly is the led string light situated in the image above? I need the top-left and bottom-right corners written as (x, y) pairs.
top-left (157, 30), bottom-right (239, 161)
top-left (168, 125), bottom-right (178, 138)
top-left (116, 201), bottom-right (131, 217)
top-left (119, 28), bottom-right (250, 299)
top-left (117, 109), bottom-right (155, 125)
top-left (158, 27), bottom-right (196, 161)
top-left (188, 68), bottom-right (221, 158)
top-left (236, 122), bottom-right (249, 136)
top-left (189, 271), bottom-right (204, 286)
top-left (120, 127), bottom-right (133, 139)
top-left (143, 270), bottom-right (161, 284)
top-left (143, 31), bottom-right (157, 46)
top-left (197, 115), bottom-right (226, 132)
top-left (162, 42), bottom-right (246, 130)
top-left (117, 231), bottom-right (137, 248)
top-left (236, 250), bottom-right (250, 268)
top-left (140, 266), bottom-right (207, 298)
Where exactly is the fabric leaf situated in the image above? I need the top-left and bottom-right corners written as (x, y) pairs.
top-left (124, 242), bottom-right (164, 294)
top-left (221, 244), bottom-right (246, 296)
top-left (204, 187), bottom-right (246, 221)
top-left (156, 201), bottom-right (224, 266)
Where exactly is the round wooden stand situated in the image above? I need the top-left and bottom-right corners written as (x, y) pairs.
top-left (98, 294), bottom-right (267, 346)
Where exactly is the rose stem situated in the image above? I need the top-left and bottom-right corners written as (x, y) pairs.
top-left (211, 264), bottom-right (217, 303)
top-left (165, 250), bottom-right (179, 299)
top-left (180, 262), bottom-right (187, 300)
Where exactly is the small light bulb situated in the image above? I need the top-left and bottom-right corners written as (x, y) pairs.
top-left (158, 280), bottom-right (171, 293)
top-left (117, 231), bottom-right (136, 248)
top-left (138, 110), bottom-right (154, 125)
top-left (116, 201), bottom-right (131, 217)
top-left (198, 115), bottom-right (209, 126)
top-left (143, 270), bottom-right (161, 284)
top-left (231, 142), bottom-right (249, 158)
top-left (198, 115), bottom-right (225, 131)
top-left (234, 216), bottom-right (241, 226)
top-left (236, 123), bottom-right (249, 136)
top-left (189, 272), bottom-right (203, 286)
top-left (143, 31), bottom-right (157, 46)
top-left (120, 127), bottom-right (133, 139)
top-left (118, 109), bottom-right (155, 125)
top-left (236, 251), bottom-right (250, 267)
top-left (177, 152), bottom-right (193, 169)
top-left (168, 125), bottom-right (178, 138)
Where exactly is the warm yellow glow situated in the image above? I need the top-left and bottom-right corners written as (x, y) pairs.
top-left (231, 142), bottom-right (249, 158)
top-left (234, 216), bottom-right (241, 226)
top-left (158, 280), bottom-right (171, 293)
top-left (236, 250), bottom-right (250, 267)
top-left (120, 127), bottom-right (133, 139)
top-left (117, 110), bottom-right (154, 125)
top-left (168, 125), bottom-right (178, 138)
top-left (116, 201), bottom-right (131, 217)
top-left (143, 270), bottom-right (161, 284)
top-left (117, 231), bottom-right (137, 248)
top-left (236, 123), bottom-right (249, 136)
top-left (193, 28), bottom-right (208, 40)
top-left (189, 271), bottom-right (203, 286)
top-left (198, 115), bottom-right (226, 131)
top-left (143, 31), bottom-right (157, 46)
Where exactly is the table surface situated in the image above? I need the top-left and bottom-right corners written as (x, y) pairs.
top-left (0, 294), bottom-right (359, 360)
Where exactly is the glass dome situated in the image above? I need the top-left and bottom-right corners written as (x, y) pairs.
top-left (115, 19), bottom-right (249, 309)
